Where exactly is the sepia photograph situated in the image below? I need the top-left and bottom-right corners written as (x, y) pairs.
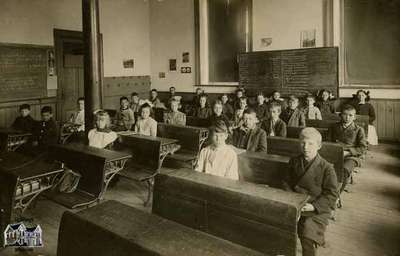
top-left (0, 0), bottom-right (399, 256)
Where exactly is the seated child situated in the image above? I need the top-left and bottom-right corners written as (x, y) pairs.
top-left (130, 92), bottom-right (143, 115)
top-left (283, 128), bottom-right (338, 256)
top-left (163, 99), bottom-right (186, 126)
top-left (332, 104), bottom-right (367, 192)
top-left (220, 93), bottom-right (234, 119)
top-left (192, 87), bottom-right (204, 107)
top-left (253, 92), bottom-right (269, 121)
top-left (268, 91), bottom-right (287, 110)
top-left (316, 89), bottom-right (336, 118)
top-left (149, 89), bottom-right (166, 109)
top-left (12, 104), bottom-right (36, 132)
top-left (261, 103), bottom-right (287, 137)
top-left (281, 95), bottom-right (306, 127)
top-left (33, 106), bottom-right (58, 151)
top-left (134, 103), bottom-right (157, 137)
top-left (193, 94), bottom-right (212, 119)
top-left (303, 95), bottom-right (322, 120)
top-left (233, 88), bottom-right (245, 111)
top-left (67, 97), bottom-right (85, 132)
top-left (208, 100), bottom-right (231, 130)
top-left (195, 120), bottom-right (238, 180)
top-left (352, 89), bottom-right (378, 145)
top-left (232, 108), bottom-right (267, 152)
top-left (115, 96), bottom-right (135, 131)
top-left (88, 111), bottom-right (118, 149)
top-left (232, 96), bottom-right (248, 129)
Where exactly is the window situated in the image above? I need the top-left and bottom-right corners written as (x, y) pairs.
top-left (197, 0), bottom-right (252, 85)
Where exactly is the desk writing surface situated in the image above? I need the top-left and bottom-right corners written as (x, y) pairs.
top-left (238, 151), bottom-right (290, 163)
top-left (53, 143), bottom-right (132, 162)
top-left (120, 134), bottom-right (179, 146)
top-left (0, 152), bottom-right (62, 180)
top-left (0, 128), bottom-right (31, 136)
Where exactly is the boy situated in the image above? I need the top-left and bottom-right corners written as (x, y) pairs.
top-left (269, 90), bottom-right (287, 110)
top-left (220, 94), bottom-right (234, 119)
top-left (192, 87), bottom-right (204, 107)
top-left (134, 103), bottom-right (157, 137)
top-left (68, 97), bottom-right (85, 132)
top-left (149, 89), bottom-right (166, 109)
top-left (232, 96), bottom-right (248, 129)
top-left (163, 99), bottom-right (186, 126)
top-left (283, 128), bottom-right (338, 256)
top-left (281, 95), bottom-right (306, 127)
top-left (233, 88), bottom-right (245, 110)
top-left (12, 104), bottom-right (35, 132)
top-left (115, 96), bottom-right (135, 131)
top-left (33, 106), bottom-right (58, 151)
top-left (232, 108), bottom-right (267, 152)
top-left (195, 120), bottom-right (238, 180)
top-left (193, 94), bottom-right (212, 119)
top-left (130, 92), bottom-right (143, 115)
top-left (303, 95), bottom-right (322, 120)
top-left (261, 103), bottom-right (287, 137)
top-left (253, 92), bottom-right (269, 121)
top-left (332, 104), bottom-right (367, 192)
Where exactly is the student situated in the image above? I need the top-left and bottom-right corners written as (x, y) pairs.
top-left (195, 120), bottom-right (238, 180)
top-left (149, 89), bottom-right (166, 109)
top-left (130, 92), bottom-right (143, 115)
top-left (261, 103), bottom-right (287, 137)
top-left (220, 93), bottom-right (234, 119)
top-left (332, 104), bottom-right (367, 192)
top-left (193, 94), bottom-right (212, 119)
top-left (88, 111), bottom-right (118, 149)
top-left (232, 108), bottom-right (267, 152)
top-left (12, 104), bottom-right (35, 132)
top-left (191, 87), bottom-right (204, 107)
top-left (352, 90), bottom-right (378, 145)
top-left (316, 90), bottom-right (336, 118)
top-left (283, 128), bottom-right (338, 256)
top-left (269, 90), bottom-right (287, 110)
top-left (253, 92), bottom-right (269, 121)
top-left (233, 88), bottom-right (245, 110)
top-left (134, 103), bottom-right (157, 137)
top-left (232, 96), bottom-right (248, 129)
top-left (208, 100), bottom-right (231, 131)
top-left (68, 97), bottom-right (85, 131)
top-left (115, 96), bottom-right (135, 131)
top-left (163, 99), bottom-right (186, 126)
top-left (33, 106), bottom-right (58, 151)
top-left (303, 95), bottom-right (322, 120)
top-left (281, 95), bottom-right (306, 127)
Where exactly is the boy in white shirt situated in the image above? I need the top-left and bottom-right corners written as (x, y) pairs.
top-left (195, 121), bottom-right (238, 180)
top-left (303, 95), bottom-right (322, 120)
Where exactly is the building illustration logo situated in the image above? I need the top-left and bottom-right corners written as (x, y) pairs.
top-left (3, 222), bottom-right (43, 247)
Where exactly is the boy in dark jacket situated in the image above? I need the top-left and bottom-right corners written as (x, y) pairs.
top-left (12, 104), bottom-right (35, 132)
top-left (332, 104), bottom-right (367, 192)
top-left (283, 127), bottom-right (338, 256)
top-left (33, 106), bottom-right (58, 152)
top-left (281, 95), bottom-right (306, 127)
top-left (261, 103), bottom-right (287, 137)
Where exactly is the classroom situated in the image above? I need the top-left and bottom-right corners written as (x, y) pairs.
top-left (0, 0), bottom-right (399, 256)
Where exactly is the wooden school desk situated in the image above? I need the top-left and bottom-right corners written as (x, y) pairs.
top-left (0, 128), bottom-right (31, 152)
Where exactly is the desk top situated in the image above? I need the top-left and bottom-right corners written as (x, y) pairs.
top-left (238, 151), bottom-right (290, 163)
top-left (0, 128), bottom-right (31, 136)
top-left (0, 152), bottom-right (62, 181)
top-left (52, 143), bottom-right (132, 162)
top-left (120, 133), bottom-right (179, 146)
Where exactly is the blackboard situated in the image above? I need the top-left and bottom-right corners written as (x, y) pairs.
top-left (239, 47), bottom-right (339, 97)
top-left (0, 43), bottom-right (50, 102)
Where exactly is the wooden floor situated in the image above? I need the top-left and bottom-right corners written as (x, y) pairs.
top-left (1, 143), bottom-right (400, 256)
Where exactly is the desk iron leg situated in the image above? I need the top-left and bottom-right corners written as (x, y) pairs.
top-left (144, 178), bottom-right (154, 207)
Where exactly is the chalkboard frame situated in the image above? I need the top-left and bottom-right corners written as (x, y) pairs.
top-left (238, 46), bottom-right (339, 98)
top-left (0, 42), bottom-right (53, 103)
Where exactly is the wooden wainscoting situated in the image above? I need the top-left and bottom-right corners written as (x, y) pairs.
top-left (0, 97), bottom-right (57, 127)
top-left (370, 99), bottom-right (400, 142)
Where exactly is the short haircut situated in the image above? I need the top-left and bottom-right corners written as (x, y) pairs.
top-left (289, 95), bottom-right (299, 101)
top-left (41, 106), bottom-right (52, 114)
top-left (239, 96), bottom-right (247, 101)
top-left (342, 104), bottom-right (356, 113)
top-left (170, 99), bottom-right (180, 106)
top-left (95, 111), bottom-right (111, 128)
top-left (199, 93), bottom-right (208, 99)
top-left (139, 103), bottom-right (152, 112)
top-left (300, 127), bottom-right (322, 145)
top-left (19, 104), bottom-right (31, 111)
top-left (306, 94), bottom-right (316, 100)
top-left (120, 96), bottom-right (129, 102)
top-left (170, 86), bottom-right (176, 90)
top-left (236, 88), bottom-right (244, 94)
top-left (213, 99), bottom-right (223, 107)
top-left (210, 120), bottom-right (228, 134)
top-left (131, 92), bottom-right (138, 97)
top-left (269, 102), bottom-right (282, 111)
top-left (77, 97), bottom-right (84, 103)
top-left (257, 92), bottom-right (264, 97)
top-left (272, 90), bottom-right (280, 95)
top-left (243, 108), bottom-right (257, 116)
top-left (151, 89), bottom-right (158, 93)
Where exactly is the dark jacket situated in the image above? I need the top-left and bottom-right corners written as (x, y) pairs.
top-left (34, 119), bottom-right (58, 150)
top-left (281, 108), bottom-right (306, 127)
top-left (208, 114), bottom-right (231, 130)
top-left (194, 106), bottom-right (213, 119)
top-left (261, 118), bottom-right (287, 137)
top-left (316, 100), bottom-right (336, 118)
top-left (283, 154), bottom-right (338, 244)
top-left (12, 115), bottom-right (36, 132)
top-left (232, 126), bottom-right (267, 152)
top-left (222, 103), bottom-right (234, 120)
top-left (253, 103), bottom-right (270, 121)
top-left (331, 122), bottom-right (367, 166)
top-left (354, 102), bottom-right (376, 124)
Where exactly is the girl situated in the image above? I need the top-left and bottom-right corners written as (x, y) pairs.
top-left (134, 103), bottom-right (157, 137)
top-left (88, 111), bottom-right (118, 149)
top-left (163, 99), bottom-right (186, 126)
top-left (268, 90), bottom-right (287, 110)
top-left (353, 90), bottom-right (378, 145)
top-left (316, 89), bottom-right (336, 118)
top-left (193, 94), bottom-right (212, 119)
top-left (232, 96), bottom-right (248, 129)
